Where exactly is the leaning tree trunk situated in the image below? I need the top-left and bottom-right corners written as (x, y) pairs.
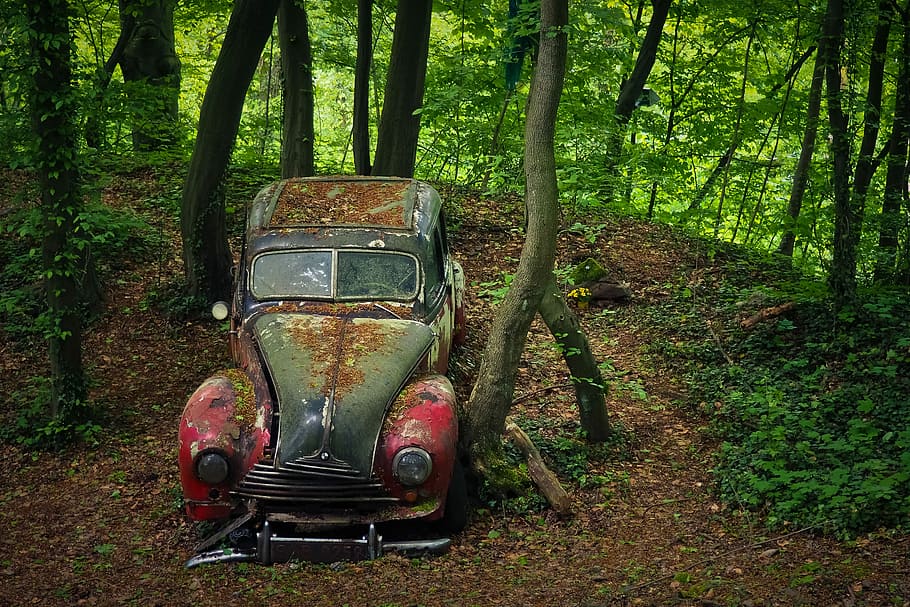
top-left (778, 48), bottom-right (825, 257)
top-left (463, 0), bottom-right (567, 464)
top-left (875, 1), bottom-right (910, 283)
top-left (28, 0), bottom-right (90, 420)
top-left (353, 0), bottom-right (373, 175)
top-left (602, 0), bottom-right (671, 204)
top-left (181, 0), bottom-right (280, 303)
top-left (371, 0), bottom-right (432, 178)
top-left (538, 275), bottom-right (611, 441)
top-left (278, 0), bottom-right (315, 178)
top-left (118, 0), bottom-right (181, 151)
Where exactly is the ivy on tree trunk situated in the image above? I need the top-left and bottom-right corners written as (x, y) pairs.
top-left (28, 0), bottom-right (90, 421)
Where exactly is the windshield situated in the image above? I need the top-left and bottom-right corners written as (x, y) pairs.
top-left (251, 249), bottom-right (418, 301)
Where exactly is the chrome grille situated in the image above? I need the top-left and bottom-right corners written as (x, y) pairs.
top-left (233, 457), bottom-right (397, 506)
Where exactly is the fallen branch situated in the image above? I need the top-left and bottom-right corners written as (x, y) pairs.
top-left (740, 301), bottom-right (796, 329)
top-left (706, 319), bottom-right (734, 365)
top-left (505, 417), bottom-right (573, 516)
top-left (511, 382), bottom-right (574, 406)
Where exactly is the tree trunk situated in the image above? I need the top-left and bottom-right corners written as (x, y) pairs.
top-left (875, 2), bottom-right (910, 283)
top-left (180, 0), bottom-right (280, 303)
top-left (848, 2), bottom-right (891, 229)
top-left (603, 0), bottom-right (671, 204)
top-left (463, 0), bottom-right (567, 464)
top-left (278, 0), bottom-right (315, 178)
top-left (118, 0), bottom-right (181, 151)
top-left (353, 0), bottom-right (372, 175)
top-left (713, 23), bottom-right (756, 237)
top-left (614, 0), bottom-right (672, 130)
top-left (537, 275), bottom-right (611, 442)
top-left (778, 48), bottom-right (825, 257)
top-left (822, 0), bottom-right (855, 310)
top-left (688, 144), bottom-right (735, 213)
top-left (371, 0), bottom-right (432, 178)
top-left (28, 0), bottom-right (89, 420)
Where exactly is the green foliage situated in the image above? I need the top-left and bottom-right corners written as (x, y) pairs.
top-left (474, 272), bottom-right (514, 305)
top-left (0, 202), bottom-right (155, 338)
top-left (663, 268), bottom-right (910, 535)
top-left (1, 377), bottom-right (101, 449)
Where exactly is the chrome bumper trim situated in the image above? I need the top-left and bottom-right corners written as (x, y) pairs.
top-left (185, 522), bottom-right (451, 568)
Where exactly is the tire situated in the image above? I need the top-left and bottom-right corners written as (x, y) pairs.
top-left (439, 459), bottom-right (468, 533)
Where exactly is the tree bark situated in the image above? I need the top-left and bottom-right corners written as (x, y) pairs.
top-left (614, 0), bottom-right (672, 130)
top-left (848, 2), bottom-right (891, 229)
top-left (180, 0), bottom-right (280, 303)
top-left (371, 0), bottom-right (432, 177)
top-left (822, 0), bottom-right (855, 311)
top-left (118, 0), bottom-right (181, 151)
top-left (463, 0), bottom-right (567, 464)
top-left (604, 0), bottom-right (671, 204)
top-left (875, 2), bottom-right (910, 283)
top-left (778, 47), bottom-right (825, 257)
top-left (537, 275), bottom-right (611, 442)
top-left (278, 0), bottom-right (315, 178)
top-left (28, 0), bottom-right (89, 419)
top-left (353, 0), bottom-right (373, 175)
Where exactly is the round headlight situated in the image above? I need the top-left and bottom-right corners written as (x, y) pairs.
top-left (196, 451), bottom-right (230, 485)
top-left (211, 301), bottom-right (230, 321)
top-left (392, 447), bottom-right (433, 486)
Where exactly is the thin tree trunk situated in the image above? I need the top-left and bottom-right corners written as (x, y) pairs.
top-left (713, 23), bottom-right (756, 237)
top-left (180, 0), bottom-right (280, 302)
top-left (688, 145), bottom-right (735, 213)
top-left (849, 2), bottom-right (891, 230)
top-left (372, 0), bottom-right (432, 177)
top-left (278, 0), bottom-right (315, 178)
top-left (538, 275), bottom-right (610, 442)
top-left (778, 48), bottom-right (825, 257)
top-left (28, 0), bottom-right (89, 420)
top-left (875, 1), bottom-right (910, 283)
top-left (464, 0), bottom-right (567, 464)
top-left (603, 0), bottom-right (671, 204)
top-left (353, 0), bottom-right (372, 175)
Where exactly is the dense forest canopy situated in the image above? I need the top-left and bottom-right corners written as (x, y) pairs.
top-left (3, 1), bottom-right (907, 280)
top-left (0, 3), bottom-right (898, 267)
top-left (2, 0), bottom-right (909, 540)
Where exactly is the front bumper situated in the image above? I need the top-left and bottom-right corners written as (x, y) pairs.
top-left (185, 521), bottom-right (450, 568)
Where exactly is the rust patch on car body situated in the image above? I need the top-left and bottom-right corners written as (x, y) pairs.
top-left (270, 178), bottom-right (414, 229)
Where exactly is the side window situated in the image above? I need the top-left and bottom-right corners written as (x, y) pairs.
top-left (424, 226), bottom-right (446, 299)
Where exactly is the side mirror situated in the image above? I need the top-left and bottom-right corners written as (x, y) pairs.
top-left (211, 301), bottom-right (230, 321)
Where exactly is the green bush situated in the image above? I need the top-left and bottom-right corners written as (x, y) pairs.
top-left (698, 294), bottom-right (910, 536)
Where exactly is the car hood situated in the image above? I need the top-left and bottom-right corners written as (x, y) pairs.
top-left (252, 312), bottom-right (434, 476)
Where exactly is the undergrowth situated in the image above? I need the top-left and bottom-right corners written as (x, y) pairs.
top-left (651, 250), bottom-right (910, 536)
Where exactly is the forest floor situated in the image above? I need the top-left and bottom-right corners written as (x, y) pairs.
top-left (0, 169), bottom-right (908, 607)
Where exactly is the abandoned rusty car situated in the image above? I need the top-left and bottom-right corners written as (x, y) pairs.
top-left (178, 177), bottom-right (467, 566)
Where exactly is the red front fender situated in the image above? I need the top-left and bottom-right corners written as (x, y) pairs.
top-left (178, 369), bottom-right (271, 520)
top-left (377, 375), bottom-right (458, 520)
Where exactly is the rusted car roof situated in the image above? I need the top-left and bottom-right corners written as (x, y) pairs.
top-left (248, 177), bottom-right (436, 233)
